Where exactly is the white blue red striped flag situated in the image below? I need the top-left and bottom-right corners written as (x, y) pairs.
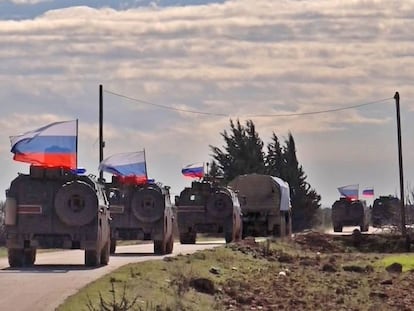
top-left (10, 120), bottom-right (77, 169)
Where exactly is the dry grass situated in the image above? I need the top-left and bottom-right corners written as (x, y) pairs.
top-left (57, 232), bottom-right (414, 311)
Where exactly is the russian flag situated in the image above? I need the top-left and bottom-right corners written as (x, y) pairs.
top-left (337, 184), bottom-right (359, 200)
top-left (99, 151), bottom-right (147, 183)
top-left (10, 120), bottom-right (77, 169)
top-left (182, 163), bottom-right (204, 178)
top-left (362, 188), bottom-right (374, 197)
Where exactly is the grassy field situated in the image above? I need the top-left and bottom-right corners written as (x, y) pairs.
top-left (57, 232), bottom-right (414, 311)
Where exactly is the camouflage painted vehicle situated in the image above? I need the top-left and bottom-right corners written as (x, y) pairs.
top-left (175, 177), bottom-right (242, 244)
top-left (371, 195), bottom-right (400, 228)
top-left (229, 174), bottom-right (292, 238)
top-left (4, 166), bottom-right (111, 267)
top-left (331, 198), bottom-right (369, 232)
top-left (105, 176), bottom-right (174, 255)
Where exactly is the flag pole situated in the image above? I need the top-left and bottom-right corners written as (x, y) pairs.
top-left (143, 149), bottom-right (148, 180)
top-left (76, 118), bottom-right (79, 170)
top-left (99, 84), bottom-right (104, 182)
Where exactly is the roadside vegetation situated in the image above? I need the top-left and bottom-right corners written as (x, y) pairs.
top-left (57, 232), bottom-right (414, 311)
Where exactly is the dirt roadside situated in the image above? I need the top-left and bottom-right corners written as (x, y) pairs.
top-left (218, 231), bottom-right (414, 311)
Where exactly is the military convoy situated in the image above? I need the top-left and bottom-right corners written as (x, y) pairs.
top-left (229, 174), bottom-right (292, 238)
top-left (331, 197), bottom-right (370, 232)
top-left (4, 165), bottom-right (111, 267)
top-left (175, 177), bottom-right (243, 244)
top-left (105, 176), bottom-right (174, 255)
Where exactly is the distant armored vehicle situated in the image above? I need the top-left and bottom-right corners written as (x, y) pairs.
top-left (105, 176), bottom-right (174, 255)
top-left (175, 178), bottom-right (242, 244)
top-left (331, 198), bottom-right (369, 232)
top-left (371, 195), bottom-right (400, 228)
top-left (229, 174), bottom-right (292, 238)
top-left (4, 166), bottom-right (111, 267)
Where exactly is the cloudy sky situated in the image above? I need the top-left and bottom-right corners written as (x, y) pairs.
top-left (1, 0), bottom-right (414, 207)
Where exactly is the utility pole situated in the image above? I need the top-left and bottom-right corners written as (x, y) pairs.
top-left (394, 91), bottom-right (406, 236)
top-left (99, 84), bottom-right (105, 181)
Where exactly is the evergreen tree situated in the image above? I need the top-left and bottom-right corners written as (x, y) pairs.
top-left (210, 119), bottom-right (265, 183)
top-left (281, 133), bottom-right (321, 231)
top-left (265, 132), bottom-right (284, 177)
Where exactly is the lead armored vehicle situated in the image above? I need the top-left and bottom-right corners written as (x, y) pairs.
top-left (175, 177), bottom-right (242, 244)
top-left (105, 176), bottom-right (174, 255)
top-left (4, 166), bottom-right (111, 267)
top-left (331, 197), bottom-right (369, 232)
top-left (371, 195), bottom-right (400, 228)
top-left (229, 174), bottom-right (292, 238)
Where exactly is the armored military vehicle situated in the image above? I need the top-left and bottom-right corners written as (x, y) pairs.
top-left (175, 177), bottom-right (242, 244)
top-left (229, 174), bottom-right (292, 238)
top-left (371, 195), bottom-right (400, 228)
top-left (105, 176), bottom-right (174, 255)
top-left (4, 165), bottom-right (111, 267)
top-left (331, 197), bottom-right (369, 232)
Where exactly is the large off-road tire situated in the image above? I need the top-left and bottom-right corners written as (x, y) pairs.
top-left (100, 242), bottom-right (110, 265)
top-left (206, 191), bottom-right (234, 219)
top-left (85, 249), bottom-right (101, 267)
top-left (55, 180), bottom-right (98, 227)
top-left (110, 239), bottom-right (117, 254)
top-left (179, 232), bottom-right (196, 244)
top-left (24, 248), bottom-right (36, 266)
top-left (131, 188), bottom-right (164, 223)
top-left (234, 220), bottom-right (243, 242)
top-left (8, 248), bottom-right (37, 267)
top-left (8, 248), bottom-right (24, 268)
top-left (225, 231), bottom-right (233, 243)
top-left (153, 240), bottom-right (167, 255)
top-left (166, 234), bottom-right (174, 254)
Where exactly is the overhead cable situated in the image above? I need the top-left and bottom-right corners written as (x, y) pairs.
top-left (104, 89), bottom-right (393, 118)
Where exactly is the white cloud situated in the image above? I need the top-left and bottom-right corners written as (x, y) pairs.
top-left (7, 0), bottom-right (52, 4)
top-left (0, 0), bottom-right (413, 206)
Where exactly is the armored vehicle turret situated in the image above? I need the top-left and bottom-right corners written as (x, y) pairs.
top-left (371, 195), bottom-right (400, 228)
top-left (175, 178), bottom-right (242, 244)
top-left (4, 166), bottom-right (111, 267)
top-left (331, 197), bottom-right (369, 232)
top-left (105, 176), bottom-right (174, 255)
top-left (229, 174), bottom-right (292, 238)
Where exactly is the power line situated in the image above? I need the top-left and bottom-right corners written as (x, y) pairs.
top-left (104, 89), bottom-right (393, 118)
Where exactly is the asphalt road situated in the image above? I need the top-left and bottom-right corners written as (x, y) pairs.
top-left (0, 241), bottom-right (223, 311)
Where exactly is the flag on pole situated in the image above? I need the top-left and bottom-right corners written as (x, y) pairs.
top-left (338, 184), bottom-right (359, 200)
top-left (362, 188), bottom-right (374, 198)
top-left (10, 120), bottom-right (78, 169)
top-left (182, 163), bottom-right (204, 178)
top-left (99, 151), bottom-right (147, 183)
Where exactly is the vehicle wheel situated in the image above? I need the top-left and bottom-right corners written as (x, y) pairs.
top-left (100, 242), bottom-right (110, 265)
top-left (234, 221), bottom-right (243, 242)
top-left (110, 239), bottom-right (117, 254)
top-left (55, 180), bottom-right (98, 226)
top-left (8, 248), bottom-right (24, 268)
top-left (179, 232), bottom-right (196, 244)
top-left (272, 224), bottom-right (281, 237)
top-left (85, 249), bottom-right (101, 267)
top-left (225, 231), bottom-right (233, 243)
top-left (154, 240), bottom-right (166, 255)
top-left (166, 234), bottom-right (174, 254)
top-left (24, 248), bottom-right (36, 266)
